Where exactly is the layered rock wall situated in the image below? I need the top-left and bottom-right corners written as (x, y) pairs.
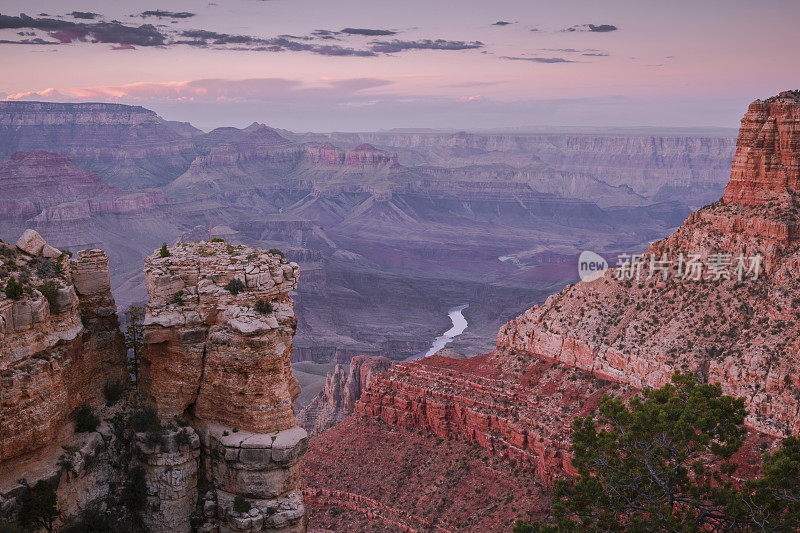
top-left (723, 91), bottom-right (800, 205)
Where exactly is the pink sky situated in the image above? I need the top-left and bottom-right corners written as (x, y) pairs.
top-left (1, 0), bottom-right (798, 130)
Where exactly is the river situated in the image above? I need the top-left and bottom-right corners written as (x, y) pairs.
top-left (408, 304), bottom-right (469, 360)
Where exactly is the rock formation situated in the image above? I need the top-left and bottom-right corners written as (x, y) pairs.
top-left (140, 241), bottom-right (307, 532)
top-left (296, 355), bottom-right (392, 434)
top-left (0, 230), bottom-right (126, 463)
top-left (134, 426), bottom-right (202, 532)
top-left (723, 91), bottom-right (800, 206)
top-left (0, 102), bottom-right (200, 188)
top-left (0, 230), bottom-right (127, 524)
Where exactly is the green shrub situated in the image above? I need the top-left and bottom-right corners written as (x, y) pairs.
top-left (159, 242), bottom-right (170, 258)
top-left (170, 290), bottom-right (183, 305)
top-left (233, 495), bottom-right (252, 514)
top-left (37, 281), bottom-right (59, 313)
top-left (130, 406), bottom-right (161, 432)
top-left (211, 237), bottom-right (225, 243)
top-left (59, 507), bottom-right (114, 533)
top-left (176, 428), bottom-right (191, 447)
top-left (4, 277), bottom-right (23, 300)
top-left (103, 380), bottom-right (125, 404)
top-left (224, 278), bottom-right (246, 295)
top-left (34, 259), bottom-right (58, 279)
top-left (18, 480), bottom-right (59, 532)
top-left (75, 405), bottom-right (99, 433)
top-left (255, 299), bottom-right (274, 314)
top-left (121, 465), bottom-right (147, 515)
top-left (145, 428), bottom-right (166, 447)
top-left (0, 521), bottom-right (23, 532)
top-left (268, 248), bottom-right (285, 258)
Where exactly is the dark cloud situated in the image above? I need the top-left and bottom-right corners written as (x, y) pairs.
top-left (340, 27), bottom-right (396, 36)
top-left (530, 28), bottom-right (540, 32)
top-left (138, 10), bottom-right (195, 19)
top-left (582, 52), bottom-right (609, 56)
top-left (180, 30), bottom-right (377, 56)
top-left (542, 48), bottom-right (581, 52)
top-left (0, 12), bottom-right (483, 58)
top-left (0, 13), bottom-right (167, 46)
top-left (370, 39), bottom-right (483, 53)
top-left (69, 11), bottom-right (99, 20)
top-left (563, 24), bottom-right (618, 32)
top-left (500, 56), bottom-right (576, 63)
top-left (0, 37), bottom-right (55, 45)
top-left (492, 21), bottom-right (512, 26)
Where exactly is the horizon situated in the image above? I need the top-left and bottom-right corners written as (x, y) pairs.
top-left (1, 0), bottom-right (798, 131)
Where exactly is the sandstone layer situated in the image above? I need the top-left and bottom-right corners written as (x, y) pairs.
top-left (141, 241), bottom-right (308, 532)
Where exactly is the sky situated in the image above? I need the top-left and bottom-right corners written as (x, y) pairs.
top-left (1, 0), bottom-right (799, 132)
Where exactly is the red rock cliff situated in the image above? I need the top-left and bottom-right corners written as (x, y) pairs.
top-left (723, 91), bottom-right (800, 206)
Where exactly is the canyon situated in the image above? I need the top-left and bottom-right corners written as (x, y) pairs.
top-left (0, 96), bottom-right (770, 531)
top-left (0, 102), bottom-right (736, 379)
top-left (299, 92), bottom-right (800, 530)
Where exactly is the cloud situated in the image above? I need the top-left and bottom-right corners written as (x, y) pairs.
top-left (492, 21), bottom-right (513, 26)
top-left (340, 27), bottom-right (396, 36)
top-left (69, 11), bottom-right (99, 20)
top-left (369, 39), bottom-right (483, 53)
top-left (138, 10), bottom-right (195, 19)
top-left (500, 56), bottom-right (576, 63)
top-left (3, 77), bottom-right (394, 103)
top-left (563, 24), bottom-right (618, 32)
top-left (179, 30), bottom-right (378, 56)
top-left (0, 37), bottom-right (54, 45)
top-left (0, 12), bottom-right (484, 58)
top-left (311, 29), bottom-right (339, 40)
top-left (542, 48), bottom-right (610, 57)
top-left (0, 13), bottom-right (167, 46)
top-left (112, 44), bottom-right (136, 50)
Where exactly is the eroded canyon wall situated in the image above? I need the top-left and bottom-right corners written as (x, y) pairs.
top-left (497, 91), bottom-right (800, 436)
